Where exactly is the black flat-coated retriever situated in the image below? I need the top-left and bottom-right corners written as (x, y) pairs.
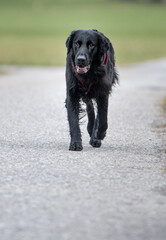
top-left (65, 29), bottom-right (118, 151)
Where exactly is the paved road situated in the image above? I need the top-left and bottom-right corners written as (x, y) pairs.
top-left (0, 60), bottom-right (166, 240)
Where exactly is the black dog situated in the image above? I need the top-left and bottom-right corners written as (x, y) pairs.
top-left (65, 29), bottom-right (118, 151)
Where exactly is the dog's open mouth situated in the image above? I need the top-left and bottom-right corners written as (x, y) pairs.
top-left (76, 65), bottom-right (90, 74)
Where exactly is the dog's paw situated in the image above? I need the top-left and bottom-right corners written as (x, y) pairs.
top-left (89, 138), bottom-right (102, 148)
top-left (69, 142), bottom-right (83, 151)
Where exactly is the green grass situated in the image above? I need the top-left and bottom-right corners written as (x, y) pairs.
top-left (0, 0), bottom-right (166, 66)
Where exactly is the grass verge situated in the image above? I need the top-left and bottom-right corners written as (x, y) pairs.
top-left (0, 0), bottom-right (166, 66)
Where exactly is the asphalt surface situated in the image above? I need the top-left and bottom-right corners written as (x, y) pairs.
top-left (0, 59), bottom-right (166, 240)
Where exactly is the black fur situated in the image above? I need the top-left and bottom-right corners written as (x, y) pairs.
top-left (65, 29), bottom-right (118, 151)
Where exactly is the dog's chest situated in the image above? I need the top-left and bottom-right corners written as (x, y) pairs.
top-left (77, 80), bottom-right (93, 96)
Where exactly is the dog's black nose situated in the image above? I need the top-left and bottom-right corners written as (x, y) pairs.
top-left (77, 55), bottom-right (86, 67)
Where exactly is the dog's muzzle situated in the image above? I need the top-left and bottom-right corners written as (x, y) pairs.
top-left (76, 65), bottom-right (90, 74)
top-left (76, 55), bottom-right (90, 74)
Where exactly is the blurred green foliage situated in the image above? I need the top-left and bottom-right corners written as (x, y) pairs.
top-left (0, 0), bottom-right (165, 65)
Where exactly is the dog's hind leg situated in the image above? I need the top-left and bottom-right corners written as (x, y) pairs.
top-left (89, 95), bottom-right (109, 148)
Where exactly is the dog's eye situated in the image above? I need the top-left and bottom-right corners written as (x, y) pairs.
top-left (75, 41), bottom-right (81, 48)
top-left (88, 42), bottom-right (95, 49)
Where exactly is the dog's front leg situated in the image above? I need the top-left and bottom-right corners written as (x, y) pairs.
top-left (97, 95), bottom-right (108, 140)
top-left (66, 95), bottom-right (83, 151)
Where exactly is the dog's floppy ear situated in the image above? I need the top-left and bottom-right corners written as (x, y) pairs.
top-left (97, 32), bottom-right (110, 60)
top-left (66, 30), bottom-right (77, 54)
top-left (96, 31), bottom-right (115, 66)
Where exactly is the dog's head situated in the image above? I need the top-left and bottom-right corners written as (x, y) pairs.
top-left (66, 29), bottom-right (110, 74)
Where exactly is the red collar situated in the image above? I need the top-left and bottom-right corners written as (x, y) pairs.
top-left (102, 50), bottom-right (109, 66)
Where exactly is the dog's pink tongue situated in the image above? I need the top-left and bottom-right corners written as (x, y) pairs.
top-left (78, 66), bottom-right (86, 70)
top-left (76, 65), bottom-right (89, 73)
